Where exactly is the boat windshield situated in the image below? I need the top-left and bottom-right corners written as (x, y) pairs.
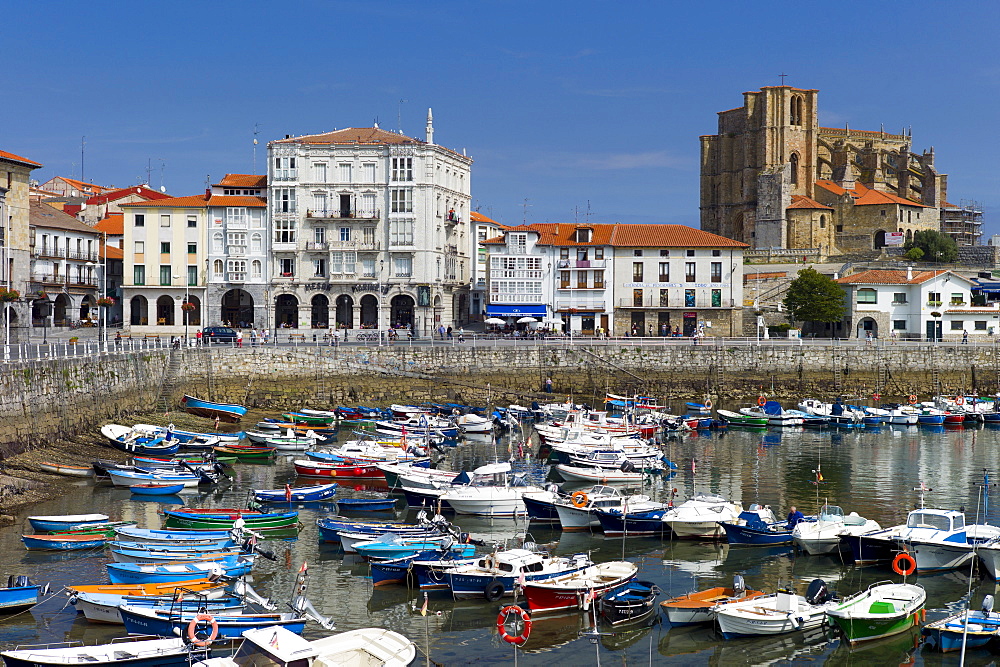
top-left (229, 641), bottom-right (287, 667)
top-left (819, 505), bottom-right (844, 520)
top-left (906, 512), bottom-right (953, 531)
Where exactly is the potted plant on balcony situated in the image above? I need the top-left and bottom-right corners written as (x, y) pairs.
top-left (568, 308), bottom-right (579, 314)
top-left (68, 336), bottom-right (79, 344)
top-left (97, 296), bottom-right (115, 307)
top-left (0, 288), bottom-right (20, 302)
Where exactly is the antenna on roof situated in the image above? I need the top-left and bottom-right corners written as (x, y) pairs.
top-left (373, 117), bottom-right (380, 129)
top-left (81, 136), bottom-right (86, 185)
top-left (522, 198), bottom-right (531, 225)
top-left (398, 99), bottom-right (408, 134)
top-left (159, 160), bottom-right (165, 192)
top-left (253, 123), bottom-right (261, 173)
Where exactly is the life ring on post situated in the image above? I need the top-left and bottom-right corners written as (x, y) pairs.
top-left (955, 396), bottom-right (966, 406)
top-left (872, 393), bottom-right (881, 402)
top-left (705, 398), bottom-right (714, 410)
top-left (907, 395), bottom-right (918, 405)
top-left (186, 613), bottom-right (218, 647)
top-left (757, 395), bottom-right (767, 407)
top-left (571, 491), bottom-right (589, 508)
top-left (892, 552), bottom-right (917, 576)
top-left (497, 605), bottom-right (532, 646)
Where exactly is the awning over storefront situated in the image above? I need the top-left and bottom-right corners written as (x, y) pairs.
top-left (485, 304), bottom-right (547, 318)
top-left (973, 282), bottom-right (1000, 294)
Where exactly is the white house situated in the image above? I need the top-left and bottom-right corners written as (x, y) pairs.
top-left (469, 211), bottom-right (503, 322)
top-left (836, 268), bottom-right (990, 340)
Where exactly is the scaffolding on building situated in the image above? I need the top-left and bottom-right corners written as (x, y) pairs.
top-left (940, 198), bottom-right (984, 246)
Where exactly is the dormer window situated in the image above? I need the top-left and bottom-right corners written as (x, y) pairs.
top-left (575, 227), bottom-right (592, 243)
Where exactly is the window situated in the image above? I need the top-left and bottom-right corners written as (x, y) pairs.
top-left (712, 249), bottom-right (721, 257)
top-left (159, 265), bottom-right (172, 286)
top-left (134, 241), bottom-right (144, 254)
top-left (893, 320), bottom-right (907, 330)
top-left (188, 266), bottom-right (197, 286)
top-left (362, 163), bottom-right (376, 182)
top-left (950, 293), bottom-right (965, 306)
top-left (363, 226), bottom-right (376, 245)
top-left (820, 215), bottom-right (826, 229)
top-left (594, 248), bottom-right (604, 260)
top-left (560, 271), bottom-right (570, 289)
top-left (160, 242), bottom-right (170, 254)
top-left (576, 248), bottom-right (588, 261)
top-left (789, 153), bottom-right (799, 185)
top-left (686, 249), bottom-right (695, 257)
top-left (928, 291), bottom-right (941, 305)
top-left (274, 188), bottom-right (296, 213)
top-left (659, 289), bottom-right (668, 307)
top-left (274, 156), bottom-right (296, 179)
top-left (892, 292), bottom-right (907, 304)
top-left (632, 262), bottom-right (644, 281)
top-left (593, 270), bottom-right (604, 288)
top-left (633, 289), bottom-right (643, 307)
top-left (391, 157), bottom-right (413, 181)
top-left (133, 265), bottom-right (145, 285)
top-left (790, 95), bottom-right (803, 125)
top-left (633, 249), bottom-right (642, 257)
top-left (134, 214), bottom-right (145, 227)
top-left (660, 249), bottom-right (670, 257)
top-left (390, 219), bottom-right (414, 246)
top-left (212, 232), bottom-right (223, 253)
top-left (361, 257), bottom-right (376, 278)
top-left (313, 259), bottom-right (327, 277)
top-left (312, 192), bottom-right (327, 215)
top-left (575, 228), bottom-right (592, 242)
top-left (213, 259), bottom-right (223, 277)
top-left (880, 209), bottom-right (886, 217)
top-left (339, 163), bottom-right (352, 183)
top-left (951, 320), bottom-right (964, 331)
top-left (394, 255), bottom-right (412, 277)
top-left (187, 243), bottom-right (196, 254)
top-left (274, 220), bottom-right (295, 244)
top-left (251, 233), bottom-right (262, 253)
top-left (685, 262), bottom-right (696, 282)
top-left (160, 214), bottom-right (170, 227)
top-left (251, 260), bottom-right (262, 278)
top-left (560, 248), bottom-right (569, 260)
top-left (279, 258), bottom-right (295, 276)
top-left (340, 227), bottom-right (350, 242)
top-left (836, 224), bottom-right (844, 232)
top-left (226, 207), bottom-right (247, 226)
top-left (313, 163), bottom-right (327, 182)
top-left (187, 215), bottom-right (197, 228)
top-left (577, 270), bottom-right (588, 289)
top-left (330, 251), bottom-right (356, 274)
top-left (390, 189), bottom-right (413, 213)
top-left (659, 262), bottom-right (669, 282)
top-left (976, 321), bottom-right (988, 330)
top-left (857, 288), bottom-right (877, 304)
top-left (685, 289), bottom-right (695, 307)
top-left (711, 262), bottom-right (722, 282)
top-left (711, 289), bottom-right (722, 307)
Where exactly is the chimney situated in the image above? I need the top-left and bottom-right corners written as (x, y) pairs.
top-left (907, 266), bottom-right (913, 281)
top-left (833, 272), bottom-right (839, 280)
top-left (425, 108), bottom-right (434, 145)
top-left (205, 187), bottom-right (211, 198)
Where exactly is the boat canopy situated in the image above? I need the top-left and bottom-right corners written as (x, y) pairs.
top-left (906, 509), bottom-right (964, 531)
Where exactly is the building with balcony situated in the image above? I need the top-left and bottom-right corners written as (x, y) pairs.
top-left (120, 195), bottom-right (209, 333)
top-left (836, 268), bottom-right (978, 340)
top-left (28, 201), bottom-right (102, 327)
top-left (266, 110), bottom-right (472, 333)
top-left (0, 149), bottom-right (41, 342)
top-left (470, 211), bottom-right (503, 321)
top-left (206, 175), bottom-right (268, 328)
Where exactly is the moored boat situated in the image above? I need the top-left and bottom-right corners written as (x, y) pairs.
top-left (714, 580), bottom-right (837, 638)
top-left (38, 461), bottom-right (93, 477)
top-left (0, 636), bottom-right (206, 667)
top-left (181, 395), bottom-right (248, 423)
top-left (253, 483), bottom-right (338, 503)
top-left (0, 576), bottom-right (46, 613)
top-left (827, 581), bottom-right (925, 644)
top-left (660, 576), bottom-right (764, 626)
top-left (22, 534), bottom-right (108, 551)
top-left (598, 579), bottom-right (660, 625)
top-left (922, 607), bottom-right (1000, 652)
top-left (522, 561), bottom-right (637, 614)
top-left (28, 514), bottom-right (110, 532)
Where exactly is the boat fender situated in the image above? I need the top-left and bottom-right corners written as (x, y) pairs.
top-left (893, 552), bottom-right (917, 576)
top-left (484, 580), bottom-right (506, 602)
top-left (571, 491), bottom-right (589, 508)
top-left (352, 467), bottom-right (362, 476)
top-left (497, 605), bottom-right (532, 645)
top-left (186, 613), bottom-right (218, 647)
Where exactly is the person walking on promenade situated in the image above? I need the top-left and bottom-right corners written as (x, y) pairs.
top-left (545, 377), bottom-right (552, 393)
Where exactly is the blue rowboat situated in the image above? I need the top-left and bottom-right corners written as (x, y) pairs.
top-left (107, 469), bottom-right (200, 488)
top-left (354, 536), bottom-right (474, 561)
top-left (335, 498), bottom-right (396, 512)
top-left (28, 514), bottom-right (110, 532)
top-left (22, 534), bottom-right (108, 551)
top-left (316, 517), bottom-right (427, 543)
top-left (254, 483), bottom-right (338, 503)
top-left (110, 547), bottom-right (251, 565)
top-left (922, 609), bottom-right (1000, 652)
top-left (0, 636), bottom-right (203, 667)
top-left (0, 576), bottom-right (44, 613)
top-left (106, 557), bottom-right (252, 584)
top-left (719, 513), bottom-right (798, 546)
top-left (370, 549), bottom-right (473, 587)
top-left (108, 541), bottom-right (236, 554)
top-left (130, 484), bottom-right (185, 496)
top-left (181, 394), bottom-right (248, 423)
top-left (113, 526), bottom-right (234, 545)
top-left (73, 592), bottom-right (245, 624)
top-left (119, 605), bottom-right (305, 639)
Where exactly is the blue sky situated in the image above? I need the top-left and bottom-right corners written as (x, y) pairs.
top-left (5, 1), bottom-right (999, 234)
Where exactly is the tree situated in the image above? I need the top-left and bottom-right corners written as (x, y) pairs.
top-left (783, 267), bottom-right (846, 325)
top-left (904, 229), bottom-right (957, 263)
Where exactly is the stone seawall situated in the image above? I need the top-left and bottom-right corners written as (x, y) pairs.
top-left (3, 342), bottom-right (999, 458)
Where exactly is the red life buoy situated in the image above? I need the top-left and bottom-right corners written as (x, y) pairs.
top-left (497, 605), bottom-right (532, 646)
top-left (908, 395), bottom-right (918, 405)
top-left (757, 395), bottom-right (766, 407)
top-left (955, 396), bottom-right (966, 406)
top-left (873, 393), bottom-right (881, 401)
top-left (892, 552), bottom-right (916, 576)
top-left (186, 613), bottom-right (218, 646)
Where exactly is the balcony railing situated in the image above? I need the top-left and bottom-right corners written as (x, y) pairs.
top-left (556, 259), bottom-right (607, 269)
top-left (227, 245), bottom-right (247, 256)
top-left (67, 251), bottom-right (99, 261)
top-left (69, 277), bottom-right (98, 287)
top-left (305, 241), bottom-right (328, 251)
top-left (227, 272), bottom-right (246, 282)
top-left (555, 301), bottom-right (605, 311)
top-left (329, 241), bottom-right (380, 251)
top-left (306, 209), bottom-right (381, 220)
top-left (272, 241), bottom-right (297, 252)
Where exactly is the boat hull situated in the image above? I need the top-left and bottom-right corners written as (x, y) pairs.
top-left (0, 585), bottom-right (40, 613)
top-left (0, 638), bottom-right (203, 667)
top-left (720, 522), bottom-right (793, 546)
top-left (181, 395), bottom-right (247, 423)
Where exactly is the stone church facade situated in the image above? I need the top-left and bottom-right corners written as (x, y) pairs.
top-left (700, 85), bottom-right (947, 256)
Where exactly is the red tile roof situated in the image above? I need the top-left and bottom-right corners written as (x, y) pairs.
top-left (120, 194), bottom-right (209, 208)
top-left (835, 269), bottom-right (970, 285)
top-left (787, 195), bottom-right (834, 211)
top-left (0, 149), bottom-right (41, 168)
top-left (815, 180), bottom-right (929, 208)
top-left (207, 195), bottom-right (266, 208)
top-left (50, 176), bottom-right (108, 194)
top-left (273, 127), bottom-right (423, 146)
top-left (101, 243), bottom-right (123, 260)
top-left (470, 211), bottom-right (499, 224)
top-left (483, 223), bottom-right (747, 248)
top-left (86, 186), bottom-right (171, 205)
top-left (216, 174), bottom-right (266, 188)
top-left (93, 213), bottom-right (124, 235)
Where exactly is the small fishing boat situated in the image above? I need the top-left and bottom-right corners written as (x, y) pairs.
top-left (45, 521), bottom-right (137, 538)
top-left (181, 395), bottom-right (248, 423)
top-left (353, 535), bottom-right (475, 561)
top-left (521, 488), bottom-right (563, 524)
top-left (661, 493), bottom-right (742, 539)
top-left (922, 603), bottom-right (1000, 652)
top-left (130, 484), bottom-right (186, 496)
top-left (28, 514), bottom-right (110, 532)
top-left (132, 424), bottom-right (244, 444)
top-left (22, 534), bottom-right (108, 551)
top-left (598, 579), bottom-right (659, 625)
top-left (0, 576), bottom-right (46, 613)
top-left (113, 526), bottom-right (234, 545)
top-left (106, 557), bottom-right (254, 584)
top-left (212, 445), bottom-right (276, 460)
top-left (107, 469), bottom-right (202, 488)
top-left (522, 561), bottom-right (637, 614)
top-left (65, 579), bottom-right (222, 597)
top-left (553, 486), bottom-right (662, 532)
top-left (716, 409), bottom-right (767, 427)
top-left (162, 509), bottom-right (299, 531)
top-left (73, 591), bottom-right (246, 624)
top-left (281, 411), bottom-right (336, 426)
top-left (792, 504), bottom-right (881, 555)
top-left (827, 581), bottom-right (926, 644)
top-left (293, 459), bottom-right (383, 478)
top-left (443, 549), bottom-right (592, 600)
top-left (335, 498), bottom-right (396, 512)
top-left (119, 605), bottom-right (308, 640)
top-left (715, 580), bottom-right (837, 638)
top-left (109, 547), bottom-right (251, 565)
top-left (552, 463), bottom-right (647, 484)
top-left (720, 505), bottom-right (797, 546)
top-left (0, 636), bottom-right (206, 667)
top-left (254, 483), bottom-right (338, 503)
top-left (660, 575), bottom-right (764, 626)
top-left (369, 549), bottom-right (472, 587)
top-left (38, 461), bottom-right (93, 477)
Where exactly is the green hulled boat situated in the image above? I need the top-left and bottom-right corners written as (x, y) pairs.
top-left (212, 445), bottom-right (276, 460)
top-left (827, 582), bottom-right (926, 643)
top-left (281, 412), bottom-right (336, 426)
top-left (716, 409), bottom-right (768, 427)
top-left (162, 509), bottom-right (299, 531)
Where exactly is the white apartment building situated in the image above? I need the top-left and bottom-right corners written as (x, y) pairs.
top-left (266, 110), bottom-right (473, 334)
top-left (469, 211), bottom-right (503, 321)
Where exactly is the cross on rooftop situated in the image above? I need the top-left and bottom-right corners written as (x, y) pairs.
top-left (779, 73), bottom-right (788, 85)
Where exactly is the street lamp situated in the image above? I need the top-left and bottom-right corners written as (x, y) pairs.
top-left (88, 260), bottom-right (106, 349)
top-left (173, 274), bottom-right (190, 345)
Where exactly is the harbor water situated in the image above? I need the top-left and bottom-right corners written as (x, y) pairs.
top-left (2, 417), bottom-right (1000, 665)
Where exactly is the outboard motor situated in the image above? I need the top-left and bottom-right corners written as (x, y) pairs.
top-left (8, 575), bottom-right (30, 588)
top-left (984, 594), bottom-right (995, 619)
top-left (620, 460), bottom-right (636, 473)
top-left (733, 574), bottom-right (746, 597)
top-left (804, 579), bottom-right (830, 605)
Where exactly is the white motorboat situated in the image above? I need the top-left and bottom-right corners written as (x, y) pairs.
top-left (714, 580), bottom-right (838, 638)
top-left (792, 504), bottom-right (881, 555)
top-left (442, 548), bottom-right (592, 599)
top-left (439, 462), bottom-right (541, 517)
top-left (552, 486), bottom-right (661, 531)
top-left (535, 424), bottom-right (641, 447)
top-left (661, 492), bottom-right (742, 539)
top-left (897, 520), bottom-right (1000, 573)
top-left (553, 463), bottom-right (647, 484)
top-left (977, 540), bottom-right (1000, 579)
top-left (455, 413), bottom-right (493, 433)
top-left (555, 446), bottom-right (664, 471)
top-left (738, 406), bottom-right (803, 427)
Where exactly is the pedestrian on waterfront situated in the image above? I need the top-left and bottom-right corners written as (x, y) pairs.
top-left (545, 377), bottom-right (552, 393)
top-left (786, 506), bottom-right (805, 529)
top-left (236, 330), bottom-right (243, 348)
top-left (438, 325), bottom-right (445, 340)
top-left (648, 325), bottom-right (653, 337)
top-left (865, 331), bottom-right (873, 346)
top-left (115, 332), bottom-right (122, 348)
top-left (458, 328), bottom-right (465, 343)
top-left (447, 326), bottom-right (453, 339)
top-left (631, 326), bottom-right (637, 337)
top-left (249, 329), bottom-right (257, 346)
top-left (195, 329), bottom-right (203, 346)
top-left (890, 330), bottom-right (897, 345)
top-left (963, 330), bottom-right (969, 344)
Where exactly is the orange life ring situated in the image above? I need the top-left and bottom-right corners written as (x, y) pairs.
top-left (705, 398), bottom-right (714, 410)
top-left (955, 396), bottom-right (966, 406)
top-left (873, 393), bottom-right (882, 401)
top-left (186, 613), bottom-right (218, 647)
top-left (757, 395), bottom-right (766, 407)
top-left (571, 491), bottom-right (589, 508)
top-left (908, 395), bottom-right (918, 405)
top-left (497, 605), bottom-right (532, 646)
top-left (893, 552), bottom-right (917, 576)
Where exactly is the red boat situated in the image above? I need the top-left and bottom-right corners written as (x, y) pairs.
top-left (522, 561), bottom-right (637, 614)
top-left (943, 413), bottom-right (966, 424)
top-left (293, 459), bottom-right (384, 479)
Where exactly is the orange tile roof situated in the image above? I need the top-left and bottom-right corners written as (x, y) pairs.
top-left (101, 243), bottom-right (123, 260)
top-left (208, 195), bottom-right (267, 208)
top-left (0, 149), bottom-right (41, 168)
top-left (52, 176), bottom-right (108, 193)
top-left (835, 269), bottom-right (970, 285)
top-left (94, 213), bottom-right (124, 235)
top-left (86, 186), bottom-right (171, 205)
top-left (787, 195), bottom-right (833, 211)
top-left (273, 127), bottom-right (424, 146)
top-left (216, 174), bottom-right (266, 188)
top-left (815, 180), bottom-right (929, 208)
top-left (120, 194), bottom-right (209, 208)
top-left (470, 211), bottom-right (499, 224)
top-left (482, 223), bottom-right (747, 248)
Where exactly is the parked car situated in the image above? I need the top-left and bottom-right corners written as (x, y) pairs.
top-left (202, 326), bottom-right (238, 344)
